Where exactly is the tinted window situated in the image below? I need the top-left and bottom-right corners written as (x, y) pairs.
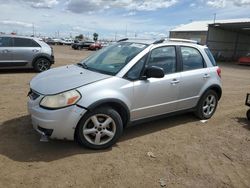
top-left (13, 38), bottom-right (40, 47)
top-left (148, 46), bottom-right (176, 74)
top-left (181, 47), bottom-right (204, 71)
top-left (126, 55), bottom-right (147, 80)
top-left (0, 37), bottom-right (12, 47)
top-left (205, 48), bottom-right (216, 66)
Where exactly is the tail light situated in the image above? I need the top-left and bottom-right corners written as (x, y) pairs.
top-left (217, 67), bottom-right (221, 78)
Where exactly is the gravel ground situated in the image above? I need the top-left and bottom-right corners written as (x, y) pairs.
top-left (0, 46), bottom-right (250, 188)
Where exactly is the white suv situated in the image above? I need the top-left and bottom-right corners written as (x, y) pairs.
top-left (28, 38), bottom-right (222, 149)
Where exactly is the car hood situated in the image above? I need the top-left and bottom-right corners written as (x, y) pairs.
top-left (30, 64), bottom-right (111, 95)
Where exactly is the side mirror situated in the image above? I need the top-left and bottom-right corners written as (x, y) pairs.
top-left (144, 66), bottom-right (165, 79)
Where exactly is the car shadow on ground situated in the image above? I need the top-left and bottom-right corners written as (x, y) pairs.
top-left (234, 117), bottom-right (250, 130)
top-left (0, 69), bottom-right (35, 74)
top-left (0, 114), bottom-right (197, 162)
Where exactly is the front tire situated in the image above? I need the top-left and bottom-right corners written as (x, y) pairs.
top-left (33, 58), bottom-right (51, 72)
top-left (76, 107), bottom-right (123, 149)
top-left (195, 90), bottom-right (218, 119)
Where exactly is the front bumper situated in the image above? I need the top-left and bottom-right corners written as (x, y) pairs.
top-left (27, 94), bottom-right (87, 140)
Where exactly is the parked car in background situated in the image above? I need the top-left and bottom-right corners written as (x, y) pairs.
top-left (63, 39), bottom-right (74, 45)
top-left (53, 38), bottom-right (64, 45)
top-left (238, 53), bottom-right (250, 65)
top-left (72, 41), bottom-right (94, 50)
top-left (45, 38), bottom-right (56, 45)
top-left (0, 35), bottom-right (54, 72)
top-left (88, 42), bottom-right (102, 50)
top-left (28, 38), bottom-right (222, 149)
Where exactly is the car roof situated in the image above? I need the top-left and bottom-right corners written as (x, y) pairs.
top-left (0, 34), bottom-right (41, 40)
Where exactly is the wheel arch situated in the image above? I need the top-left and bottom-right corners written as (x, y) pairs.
top-left (205, 84), bottom-right (222, 100)
top-left (87, 99), bottom-right (130, 127)
top-left (32, 54), bottom-right (53, 67)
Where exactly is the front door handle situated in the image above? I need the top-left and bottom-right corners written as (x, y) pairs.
top-left (32, 49), bottom-right (39, 53)
top-left (171, 79), bottom-right (180, 85)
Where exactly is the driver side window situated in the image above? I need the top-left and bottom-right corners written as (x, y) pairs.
top-left (126, 55), bottom-right (147, 80)
top-left (147, 46), bottom-right (176, 74)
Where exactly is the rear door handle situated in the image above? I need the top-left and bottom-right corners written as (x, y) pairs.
top-left (203, 74), bottom-right (210, 78)
top-left (2, 49), bottom-right (10, 53)
top-left (171, 79), bottom-right (180, 85)
top-left (32, 49), bottom-right (39, 53)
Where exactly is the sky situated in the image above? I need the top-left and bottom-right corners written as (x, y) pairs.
top-left (0, 0), bottom-right (249, 40)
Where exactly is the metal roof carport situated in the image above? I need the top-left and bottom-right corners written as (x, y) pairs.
top-left (206, 22), bottom-right (250, 61)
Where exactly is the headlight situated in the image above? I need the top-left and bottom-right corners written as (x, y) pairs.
top-left (40, 90), bottom-right (81, 109)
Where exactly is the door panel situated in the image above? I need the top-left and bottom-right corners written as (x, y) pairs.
top-left (0, 37), bottom-right (13, 66)
top-left (12, 38), bottom-right (41, 65)
top-left (178, 68), bottom-right (210, 110)
top-left (131, 73), bottom-right (181, 120)
top-left (129, 46), bottom-right (180, 121)
top-left (177, 46), bottom-right (210, 110)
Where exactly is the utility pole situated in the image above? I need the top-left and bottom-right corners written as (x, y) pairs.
top-left (125, 24), bottom-right (127, 37)
top-left (213, 13), bottom-right (217, 23)
top-left (32, 23), bottom-right (35, 37)
top-left (115, 31), bottom-right (117, 41)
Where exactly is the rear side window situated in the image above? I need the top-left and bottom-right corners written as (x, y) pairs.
top-left (181, 46), bottom-right (204, 71)
top-left (205, 48), bottom-right (217, 66)
top-left (0, 37), bottom-right (12, 47)
top-left (13, 38), bottom-right (40, 47)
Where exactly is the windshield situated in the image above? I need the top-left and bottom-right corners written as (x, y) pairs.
top-left (79, 42), bottom-right (148, 75)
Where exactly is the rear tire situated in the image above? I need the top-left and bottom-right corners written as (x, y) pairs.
top-left (33, 58), bottom-right (51, 72)
top-left (195, 90), bottom-right (218, 119)
top-left (76, 107), bottom-right (123, 149)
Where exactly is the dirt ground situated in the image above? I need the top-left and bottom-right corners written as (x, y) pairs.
top-left (0, 46), bottom-right (250, 188)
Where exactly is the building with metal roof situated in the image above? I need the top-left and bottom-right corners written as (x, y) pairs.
top-left (169, 18), bottom-right (250, 61)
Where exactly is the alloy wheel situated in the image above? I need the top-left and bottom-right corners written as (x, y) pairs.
top-left (202, 94), bottom-right (216, 117)
top-left (37, 59), bottom-right (50, 72)
top-left (82, 114), bottom-right (116, 145)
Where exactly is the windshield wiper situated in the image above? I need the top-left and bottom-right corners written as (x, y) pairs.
top-left (77, 62), bottom-right (88, 69)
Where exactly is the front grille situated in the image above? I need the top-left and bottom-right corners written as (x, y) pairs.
top-left (28, 89), bottom-right (40, 100)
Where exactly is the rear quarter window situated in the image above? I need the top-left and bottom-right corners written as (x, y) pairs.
top-left (205, 48), bottom-right (217, 66)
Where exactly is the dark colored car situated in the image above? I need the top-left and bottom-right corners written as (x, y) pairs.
top-left (88, 42), bottom-right (102, 50)
top-left (72, 41), bottom-right (94, 50)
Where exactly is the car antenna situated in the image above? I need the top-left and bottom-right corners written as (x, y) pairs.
top-left (153, 38), bottom-right (165, 44)
top-left (117, 38), bottom-right (129, 42)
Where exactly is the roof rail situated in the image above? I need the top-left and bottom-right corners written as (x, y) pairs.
top-left (167, 38), bottom-right (198, 44)
top-left (153, 38), bottom-right (198, 44)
